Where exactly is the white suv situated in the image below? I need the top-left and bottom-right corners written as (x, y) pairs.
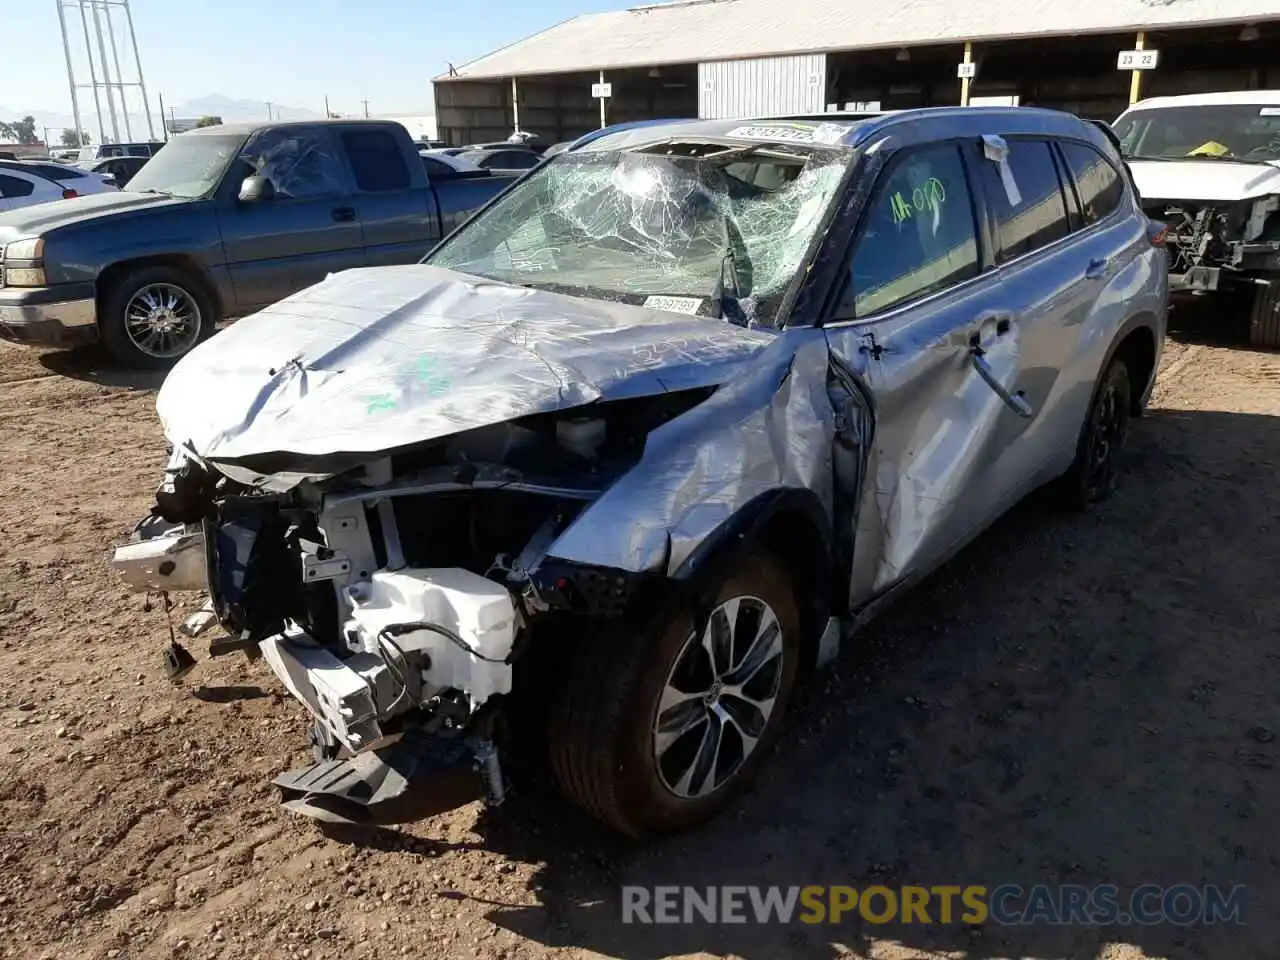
top-left (1114, 90), bottom-right (1280, 348)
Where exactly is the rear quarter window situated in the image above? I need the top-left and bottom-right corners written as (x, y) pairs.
top-left (1059, 141), bottom-right (1125, 225)
top-left (0, 174), bottom-right (35, 198)
top-left (340, 129), bottom-right (411, 192)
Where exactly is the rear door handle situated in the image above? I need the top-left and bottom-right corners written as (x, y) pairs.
top-left (1085, 257), bottom-right (1109, 280)
top-left (967, 314), bottom-right (1033, 418)
top-left (331, 206), bottom-right (357, 223)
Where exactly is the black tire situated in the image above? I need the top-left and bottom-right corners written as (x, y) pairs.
top-left (1249, 279), bottom-right (1280, 350)
top-left (1052, 357), bottom-right (1132, 509)
top-left (548, 548), bottom-right (801, 838)
top-left (99, 265), bottom-right (214, 370)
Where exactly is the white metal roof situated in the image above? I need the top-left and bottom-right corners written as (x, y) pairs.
top-left (439, 0), bottom-right (1279, 81)
top-left (1124, 89), bottom-right (1280, 111)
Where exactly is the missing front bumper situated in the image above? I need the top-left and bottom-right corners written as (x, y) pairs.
top-left (1170, 266), bottom-right (1220, 293)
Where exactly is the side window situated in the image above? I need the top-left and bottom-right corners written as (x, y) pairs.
top-left (979, 139), bottom-right (1072, 261)
top-left (237, 127), bottom-right (346, 199)
top-left (0, 174), bottom-right (35, 198)
top-left (421, 156), bottom-right (455, 178)
top-left (494, 151), bottom-right (541, 170)
top-left (843, 143), bottom-right (980, 318)
top-left (1059, 142), bottom-right (1124, 226)
top-left (339, 129), bottom-right (411, 192)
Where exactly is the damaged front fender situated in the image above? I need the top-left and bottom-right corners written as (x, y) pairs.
top-left (541, 331), bottom-right (838, 576)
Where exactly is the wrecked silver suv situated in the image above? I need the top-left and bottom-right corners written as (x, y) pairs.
top-left (114, 109), bottom-right (1167, 837)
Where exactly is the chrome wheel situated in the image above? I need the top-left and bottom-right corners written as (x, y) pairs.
top-left (652, 595), bottom-right (785, 799)
top-left (124, 282), bottom-right (201, 358)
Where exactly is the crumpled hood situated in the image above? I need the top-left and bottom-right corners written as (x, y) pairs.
top-left (1129, 158), bottom-right (1280, 203)
top-left (157, 264), bottom-right (775, 466)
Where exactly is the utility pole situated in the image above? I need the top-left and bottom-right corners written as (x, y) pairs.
top-left (265, 101), bottom-right (273, 121)
top-left (362, 100), bottom-right (370, 118)
top-left (54, 1), bottom-right (85, 147)
top-left (57, 1), bottom-right (155, 145)
top-left (325, 94), bottom-right (330, 118)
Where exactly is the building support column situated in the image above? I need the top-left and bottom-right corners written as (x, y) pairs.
top-left (599, 70), bottom-right (607, 128)
top-left (1129, 32), bottom-right (1146, 105)
top-left (960, 42), bottom-right (973, 106)
top-left (511, 77), bottom-right (520, 135)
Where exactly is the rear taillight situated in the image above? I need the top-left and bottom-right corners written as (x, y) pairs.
top-left (62, 188), bottom-right (78, 199)
top-left (1147, 220), bottom-right (1169, 247)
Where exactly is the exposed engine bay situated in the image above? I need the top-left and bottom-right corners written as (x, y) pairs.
top-left (1144, 194), bottom-right (1280, 293)
top-left (116, 388), bottom-right (713, 822)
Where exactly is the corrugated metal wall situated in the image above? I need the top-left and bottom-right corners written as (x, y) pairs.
top-left (697, 54), bottom-right (826, 119)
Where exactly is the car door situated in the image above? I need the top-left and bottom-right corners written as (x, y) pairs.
top-left (216, 125), bottom-right (365, 313)
top-left (822, 139), bottom-right (1035, 602)
top-left (335, 126), bottom-right (439, 268)
top-left (967, 135), bottom-right (1105, 486)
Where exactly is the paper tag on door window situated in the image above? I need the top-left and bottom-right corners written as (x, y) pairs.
top-left (982, 134), bottom-right (1022, 206)
top-left (644, 296), bottom-right (703, 314)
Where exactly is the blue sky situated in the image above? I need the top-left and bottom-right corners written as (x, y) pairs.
top-left (8, 0), bottom-right (633, 116)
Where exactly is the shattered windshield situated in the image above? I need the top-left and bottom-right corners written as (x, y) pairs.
top-left (125, 133), bottom-right (245, 199)
top-left (425, 144), bottom-right (850, 326)
top-left (1114, 104), bottom-right (1280, 162)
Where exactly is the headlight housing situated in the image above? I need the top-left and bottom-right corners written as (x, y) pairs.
top-left (4, 237), bottom-right (44, 261)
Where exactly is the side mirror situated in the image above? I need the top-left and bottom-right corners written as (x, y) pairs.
top-left (238, 175), bottom-right (275, 203)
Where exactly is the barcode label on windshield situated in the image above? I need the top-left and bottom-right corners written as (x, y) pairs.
top-left (644, 296), bottom-right (703, 314)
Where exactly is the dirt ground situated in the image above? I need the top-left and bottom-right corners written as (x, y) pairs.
top-left (0, 313), bottom-right (1277, 960)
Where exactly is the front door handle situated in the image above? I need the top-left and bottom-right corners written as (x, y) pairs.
top-left (331, 206), bottom-right (357, 223)
top-left (1085, 257), bottom-right (1109, 280)
top-left (970, 346), bottom-right (1034, 418)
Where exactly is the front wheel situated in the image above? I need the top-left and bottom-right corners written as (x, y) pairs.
top-left (1053, 357), bottom-right (1132, 508)
top-left (548, 548), bottom-right (802, 837)
top-left (100, 266), bottom-right (213, 369)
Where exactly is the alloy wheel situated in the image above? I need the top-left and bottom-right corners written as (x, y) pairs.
top-left (652, 595), bottom-right (786, 799)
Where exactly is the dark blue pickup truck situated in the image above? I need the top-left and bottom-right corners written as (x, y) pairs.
top-left (0, 120), bottom-right (515, 367)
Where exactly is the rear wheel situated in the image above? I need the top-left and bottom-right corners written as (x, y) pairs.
top-left (1248, 278), bottom-right (1280, 350)
top-left (548, 548), bottom-right (801, 837)
top-left (1053, 357), bottom-right (1132, 509)
top-left (100, 265), bottom-right (213, 369)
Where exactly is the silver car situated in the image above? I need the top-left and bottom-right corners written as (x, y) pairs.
top-left (114, 108), bottom-right (1168, 837)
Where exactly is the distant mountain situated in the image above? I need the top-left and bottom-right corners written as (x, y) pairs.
top-left (0, 94), bottom-right (321, 142)
top-left (169, 95), bottom-right (321, 123)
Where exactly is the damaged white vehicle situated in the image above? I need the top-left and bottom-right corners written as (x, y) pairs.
top-left (1114, 90), bottom-right (1280, 347)
top-left (113, 109), bottom-right (1167, 837)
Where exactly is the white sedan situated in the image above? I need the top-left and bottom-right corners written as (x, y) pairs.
top-left (0, 160), bottom-right (117, 211)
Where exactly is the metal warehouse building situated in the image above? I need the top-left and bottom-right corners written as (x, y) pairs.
top-left (433, 0), bottom-right (1280, 145)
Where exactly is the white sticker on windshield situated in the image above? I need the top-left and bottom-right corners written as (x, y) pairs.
top-left (1260, 107), bottom-right (1280, 116)
top-left (726, 124), bottom-right (816, 143)
top-left (812, 123), bottom-right (848, 145)
top-left (644, 296), bottom-right (703, 314)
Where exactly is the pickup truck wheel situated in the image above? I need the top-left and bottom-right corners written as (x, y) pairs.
top-left (1052, 357), bottom-right (1131, 509)
top-left (548, 548), bottom-right (801, 837)
top-left (1248, 279), bottom-right (1280, 350)
top-left (100, 266), bottom-right (212, 369)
